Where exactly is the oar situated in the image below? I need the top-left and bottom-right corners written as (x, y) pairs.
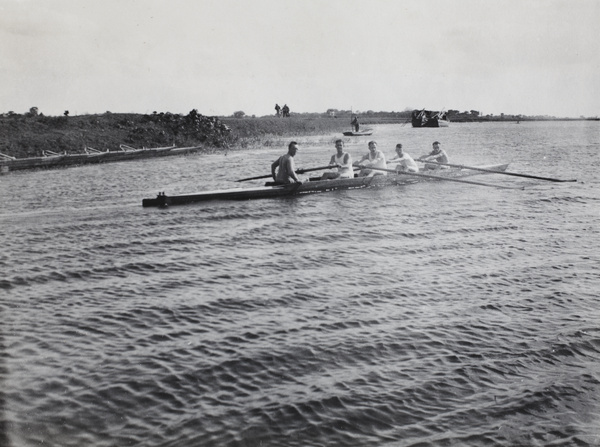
top-left (235, 165), bottom-right (335, 182)
top-left (368, 167), bottom-right (521, 189)
top-left (420, 161), bottom-right (577, 182)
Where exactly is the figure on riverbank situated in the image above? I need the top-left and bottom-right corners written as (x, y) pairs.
top-left (275, 104), bottom-right (281, 117)
top-left (354, 141), bottom-right (386, 177)
top-left (351, 115), bottom-right (360, 132)
top-left (282, 104), bottom-right (290, 117)
top-left (271, 141), bottom-right (302, 184)
top-left (321, 139), bottom-right (354, 180)
top-left (418, 141), bottom-right (449, 170)
top-left (388, 144), bottom-right (419, 173)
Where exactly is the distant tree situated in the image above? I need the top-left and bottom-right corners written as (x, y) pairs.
top-left (26, 107), bottom-right (39, 117)
top-left (470, 110), bottom-right (480, 117)
top-left (233, 111), bottom-right (246, 118)
top-left (64, 110), bottom-right (69, 116)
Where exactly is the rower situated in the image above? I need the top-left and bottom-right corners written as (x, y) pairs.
top-left (321, 139), bottom-right (354, 180)
top-left (354, 141), bottom-right (387, 177)
top-left (418, 141), bottom-right (449, 170)
top-left (387, 143), bottom-right (419, 173)
top-left (271, 141), bottom-right (303, 184)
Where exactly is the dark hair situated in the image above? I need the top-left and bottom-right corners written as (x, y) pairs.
top-left (433, 141), bottom-right (440, 145)
top-left (288, 141), bottom-right (298, 150)
top-left (335, 139), bottom-right (343, 145)
top-left (396, 144), bottom-right (403, 148)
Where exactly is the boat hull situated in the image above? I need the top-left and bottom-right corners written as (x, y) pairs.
top-left (0, 145), bottom-right (202, 173)
top-left (411, 109), bottom-right (450, 128)
top-left (411, 117), bottom-right (450, 128)
top-left (142, 164), bottom-right (508, 207)
top-left (343, 130), bottom-right (373, 136)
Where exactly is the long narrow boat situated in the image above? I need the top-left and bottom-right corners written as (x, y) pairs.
top-left (0, 145), bottom-right (203, 173)
top-left (142, 163), bottom-right (508, 207)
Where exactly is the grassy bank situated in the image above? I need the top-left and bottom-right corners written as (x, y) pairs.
top-left (0, 110), bottom-right (353, 159)
top-left (4, 108), bottom-right (582, 160)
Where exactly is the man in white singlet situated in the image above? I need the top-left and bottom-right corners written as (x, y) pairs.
top-left (354, 141), bottom-right (387, 177)
top-left (388, 143), bottom-right (419, 173)
top-left (321, 139), bottom-right (354, 180)
top-left (271, 141), bottom-right (302, 184)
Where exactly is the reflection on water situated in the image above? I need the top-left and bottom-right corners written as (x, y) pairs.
top-left (1, 122), bottom-right (600, 447)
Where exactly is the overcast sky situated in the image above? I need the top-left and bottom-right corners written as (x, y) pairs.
top-left (1, 0), bottom-right (599, 118)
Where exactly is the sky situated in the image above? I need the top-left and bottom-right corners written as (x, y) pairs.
top-left (1, 0), bottom-right (599, 118)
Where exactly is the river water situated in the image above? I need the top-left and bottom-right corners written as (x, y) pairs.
top-left (1, 121), bottom-right (599, 447)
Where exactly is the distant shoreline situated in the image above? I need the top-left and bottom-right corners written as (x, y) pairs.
top-left (1, 110), bottom-right (597, 161)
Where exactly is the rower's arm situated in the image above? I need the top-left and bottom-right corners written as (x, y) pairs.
top-left (339, 153), bottom-right (351, 168)
top-left (271, 157), bottom-right (280, 180)
top-left (288, 157), bottom-right (301, 182)
top-left (354, 153), bottom-right (368, 166)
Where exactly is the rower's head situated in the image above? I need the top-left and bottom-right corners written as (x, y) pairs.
top-left (395, 143), bottom-right (404, 156)
top-left (368, 141), bottom-right (377, 152)
top-left (432, 141), bottom-right (441, 152)
top-left (334, 139), bottom-right (344, 152)
top-left (288, 141), bottom-right (299, 156)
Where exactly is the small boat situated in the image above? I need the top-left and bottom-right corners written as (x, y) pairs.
top-left (411, 109), bottom-right (450, 128)
top-left (142, 163), bottom-right (508, 207)
top-left (343, 129), bottom-right (373, 136)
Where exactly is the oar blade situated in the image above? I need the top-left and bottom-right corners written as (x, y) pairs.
top-left (422, 161), bottom-right (577, 183)
top-left (369, 166), bottom-right (520, 189)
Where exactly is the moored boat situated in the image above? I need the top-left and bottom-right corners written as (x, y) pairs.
top-left (343, 129), bottom-right (373, 136)
top-left (142, 163), bottom-right (509, 207)
top-left (411, 109), bottom-right (450, 128)
top-left (0, 145), bottom-right (203, 173)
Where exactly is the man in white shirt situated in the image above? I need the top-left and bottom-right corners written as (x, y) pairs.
top-left (354, 141), bottom-right (387, 177)
top-left (388, 144), bottom-right (419, 173)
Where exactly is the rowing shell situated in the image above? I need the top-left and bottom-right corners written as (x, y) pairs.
top-left (142, 163), bottom-right (508, 207)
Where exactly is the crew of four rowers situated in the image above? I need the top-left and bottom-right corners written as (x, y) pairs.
top-left (271, 140), bottom-right (449, 184)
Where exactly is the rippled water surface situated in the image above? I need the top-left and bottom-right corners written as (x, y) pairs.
top-left (1, 121), bottom-right (600, 446)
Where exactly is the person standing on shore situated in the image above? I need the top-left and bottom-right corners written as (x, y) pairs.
top-left (418, 141), bottom-right (449, 170)
top-left (321, 139), bottom-right (354, 180)
top-left (388, 144), bottom-right (419, 173)
top-left (271, 141), bottom-right (302, 184)
top-left (351, 115), bottom-right (360, 132)
top-left (354, 141), bottom-right (387, 177)
top-left (275, 104), bottom-right (281, 117)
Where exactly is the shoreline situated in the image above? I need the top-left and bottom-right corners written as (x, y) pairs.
top-left (1, 113), bottom-right (597, 172)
